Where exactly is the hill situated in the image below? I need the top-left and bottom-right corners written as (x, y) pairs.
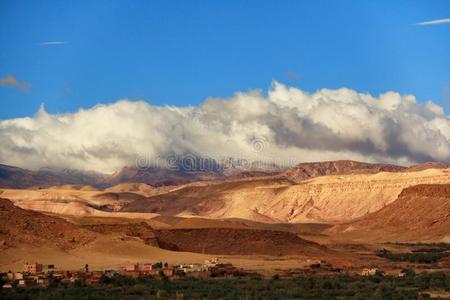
top-left (102, 166), bottom-right (223, 187)
top-left (122, 168), bottom-right (450, 223)
top-left (0, 198), bottom-right (96, 251)
top-left (155, 228), bottom-right (329, 256)
top-left (282, 160), bottom-right (405, 182)
top-left (329, 184), bottom-right (450, 242)
top-left (0, 164), bottom-right (104, 189)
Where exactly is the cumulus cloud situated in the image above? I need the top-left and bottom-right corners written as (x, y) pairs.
top-left (0, 74), bottom-right (31, 91)
top-left (417, 18), bottom-right (450, 26)
top-left (1, 82), bottom-right (450, 173)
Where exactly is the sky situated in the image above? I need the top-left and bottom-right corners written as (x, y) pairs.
top-left (0, 1), bottom-right (450, 172)
top-left (0, 0), bottom-right (449, 119)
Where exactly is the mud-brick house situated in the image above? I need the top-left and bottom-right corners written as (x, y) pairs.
top-left (141, 263), bottom-right (153, 272)
top-left (124, 263), bottom-right (139, 272)
top-left (23, 262), bottom-right (43, 274)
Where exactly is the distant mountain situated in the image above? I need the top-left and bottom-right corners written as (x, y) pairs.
top-left (0, 164), bottom-right (105, 189)
top-left (282, 160), bottom-right (406, 182)
top-left (102, 156), bottom-right (287, 186)
top-left (102, 165), bottom-right (224, 187)
top-left (405, 162), bottom-right (450, 172)
top-left (1, 160), bottom-right (449, 189)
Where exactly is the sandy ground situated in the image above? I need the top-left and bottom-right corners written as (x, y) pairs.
top-left (0, 235), bottom-right (319, 276)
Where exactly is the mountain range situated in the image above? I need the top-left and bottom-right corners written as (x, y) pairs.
top-left (2, 160), bottom-right (449, 189)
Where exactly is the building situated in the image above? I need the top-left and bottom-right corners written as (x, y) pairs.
top-left (361, 268), bottom-right (380, 276)
top-left (205, 258), bottom-right (219, 267)
top-left (141, 263), bottom-right (153, 272)
top-left (178, 263), bottom-right (208, 273)
top-left (24, 263), bottom-right (43, 274)
top-left (6, 272), bottom-right (14, 281)
top-left (124, 264), bottom-right (139, 272)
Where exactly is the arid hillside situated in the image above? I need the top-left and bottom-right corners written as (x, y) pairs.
top-left (328, 184), bottom-right (450, 242)
top-left (0, 164), bottom-right (104, 189)
top-left (122, 168), bottom-right (450, 223)
top-left (282, 160), bottom-right (406, 182)
top-left (102, 166), bottom-right (223, 187)
top-left (0, 187), bottom-right (159, 219)
top-left (0, 198), bottom-right (96, 251)
top-left (155, 228), bottom-right (329, 256)
top-left (85, 222), bottom-right (159, 246)
top-left (2, 161), bottom-right (450, 225)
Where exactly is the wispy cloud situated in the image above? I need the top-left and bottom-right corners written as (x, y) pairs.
top-left (417, 18), bottom-right (450, 26)
top-left (38, 41), bottom-right (66, 46)
top-left (0, 74), bottom-right (31, 91)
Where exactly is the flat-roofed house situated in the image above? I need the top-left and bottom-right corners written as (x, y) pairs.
top-left (142, 263), bottom-right (153, 272)
top-left (124, 264), bottom-right (139, 272)
top-left (24, 263), bottom-right (43, 274)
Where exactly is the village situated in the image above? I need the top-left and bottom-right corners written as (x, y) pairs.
top-left (0, 258), bottom-right (259, 289)
top-left (1, 256), bottom-right (402, 290)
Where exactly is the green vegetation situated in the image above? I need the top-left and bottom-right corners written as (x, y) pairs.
top-left (376, 248), bottom-right (449, 264)
top-left (384, 243), bottom-right (450, 252)
top-left (1, 272), bottom-right (450, 299)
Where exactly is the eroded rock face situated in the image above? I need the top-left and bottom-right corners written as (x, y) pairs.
top-left (0, 198), bottom-right (96, 250)
top-left (281, 160), bottom-right (406, 183)
top-left (123, 168), bottom-right (450, 223)
top-left (329, 184), bottom-right (450, 242)
top-left (3, 161), bottom-right (450, 225)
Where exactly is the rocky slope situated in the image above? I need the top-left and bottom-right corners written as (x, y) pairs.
top-left (122, 168), bottom-right (450, 223)
top-left (405, 162), bottom-right (450, 172)
top-left (1, 160), bottom-right (447, 189)
top-left (0, 164), bottom-right (105, 189)
top-left (0, 198), bottom-right (96, 250)
top-left (0, 188), bottom-right (158, 219)
top-left (102, 166), bottom-right (223, 187)
top-left (329, 184), bottom-right (450, 242)
top-left (3, 160), bottom-right (450, 225)
top-left (282, 160), bottom-right (405, 183)
top-left (155, 228), bottom-right (328, 256)
top-left (82, 221), bottom-right (328, 256)
top-left (86, 222), bottom-right (159, 246)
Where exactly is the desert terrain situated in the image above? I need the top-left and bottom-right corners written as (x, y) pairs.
top-left (1, 160), bottom-right (450, 277)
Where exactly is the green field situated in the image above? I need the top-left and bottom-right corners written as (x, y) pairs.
top-left (1, 271), bottom-right (450, 299)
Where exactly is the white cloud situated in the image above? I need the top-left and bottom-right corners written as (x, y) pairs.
top-left (0, 82), bottom-right (449, 173)
top-left (38, 41), bottom-right (66, 46)
top-left (417, 18), bottom-right (450, 26)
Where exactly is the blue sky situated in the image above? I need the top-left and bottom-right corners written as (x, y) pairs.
top-left (0, 0), bottom-right (449, 119)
